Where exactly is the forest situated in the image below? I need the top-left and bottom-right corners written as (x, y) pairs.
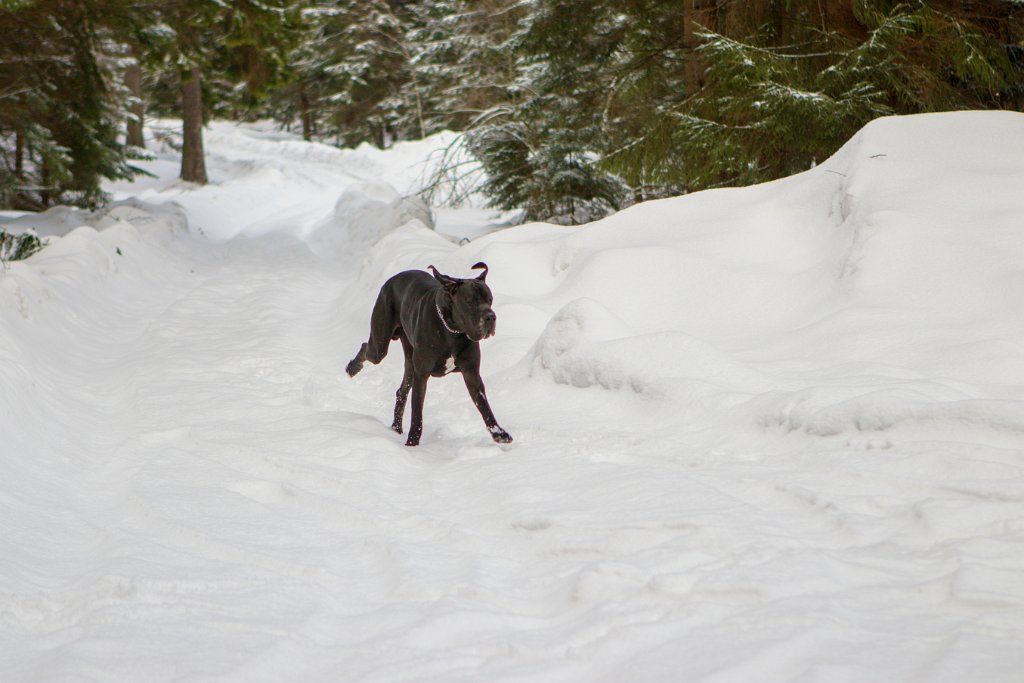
top-left (1, 0), bottom-right (1022, 225)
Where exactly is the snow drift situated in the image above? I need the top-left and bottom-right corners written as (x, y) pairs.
top-left (468, 110), bottom-right (1024, 442)
top-left (1, 112), bottom-right (1023, 682)
top-left (318, 180), bottom-right (434, 249)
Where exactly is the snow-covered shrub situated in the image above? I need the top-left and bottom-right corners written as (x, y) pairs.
top-left (0, 229), bottom-right (44, 262)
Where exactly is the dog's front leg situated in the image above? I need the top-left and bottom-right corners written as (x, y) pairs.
top-left (462, 369), bottom-right (512, 443)
top-left (405, 373), bottom-right (429, 446)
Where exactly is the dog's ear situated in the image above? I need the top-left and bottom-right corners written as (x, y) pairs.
top-left (471, 262), bottom-right (488, 282)
top-left (428, 265), bottom-right (460, 293)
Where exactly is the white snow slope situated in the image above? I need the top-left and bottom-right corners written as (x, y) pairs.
top-left (2, 112), bottom-right (1024, 682)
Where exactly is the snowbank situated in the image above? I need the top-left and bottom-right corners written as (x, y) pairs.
top-left (459, 111), bottom-right (1024, 443)
top-left (2, 111), bottom-right (1023, 682)
top-left (102, 121), bottom-right (470, 242)
top-left (315, 179), bottom-right (434, 249)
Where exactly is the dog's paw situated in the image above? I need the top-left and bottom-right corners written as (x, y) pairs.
top-left (344, 360), bottom-right (363, 377)
top-left (391, 422), bottom-right (403, 435)
top-left (490, 427), bottom-right (513, 444)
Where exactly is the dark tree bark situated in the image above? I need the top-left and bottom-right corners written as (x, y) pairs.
top-left (125, 63), bottom-right (146, 149)
top-left (682, 0), bottom-right (724, 96)
top-left (298, 81), bottom-right (313, 141)
top-left (180, 67), bottom-right (207, 184)
top-left (14, 127), bottom-right (24, 177)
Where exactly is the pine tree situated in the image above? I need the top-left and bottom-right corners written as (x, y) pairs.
top-left (405, 0), bottom-right (527, 135)
top-left (0, 0), bottom-right (141, 210)
top-left (604, 0), bottom-right (1024, 192)
top-left (467, 0), bottom-right (631, 223)
top-left (281, 1), bottom-right (410, 148)
top-left (464, 0), bottom-right (1022, 220)
top-left (590, 0), bottom-right (721, 199)
top-left (398, 0), bottom-right (459, 138)
top-left (145, 1), bottom-right (305, 184)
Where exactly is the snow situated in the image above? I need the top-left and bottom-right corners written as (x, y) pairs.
top-left (2, 111), bottom-right (1024, 682)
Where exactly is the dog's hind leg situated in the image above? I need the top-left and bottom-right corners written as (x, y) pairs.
top-left (346, 295), bottom-right (396, 377)
top-left (391, 335), bottom-right (414, 433)
top-left (345, 342), bottom-right (369, 377)
top-left (405, 373), bottom-right (429, 447)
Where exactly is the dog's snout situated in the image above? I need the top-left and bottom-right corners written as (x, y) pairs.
top-left (479, 309), bottom-right (497, 339)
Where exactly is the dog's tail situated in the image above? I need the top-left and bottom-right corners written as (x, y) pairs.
top-left (471, 262), bottom-right (488, 281)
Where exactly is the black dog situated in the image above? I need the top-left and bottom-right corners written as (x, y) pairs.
top-left (346, 262), bottom-right (512, 447)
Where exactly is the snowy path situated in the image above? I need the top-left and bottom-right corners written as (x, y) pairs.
top-left (3, 114), bottom-right (1024, 681)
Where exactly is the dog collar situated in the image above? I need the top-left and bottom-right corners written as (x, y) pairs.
top-left (436, 303), bottom-right (461, 334)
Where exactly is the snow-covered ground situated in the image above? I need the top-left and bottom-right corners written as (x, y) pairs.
top-left (2, 112), bottom-right (1023, 682)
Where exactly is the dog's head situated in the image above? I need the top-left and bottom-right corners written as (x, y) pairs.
top-left (429, 262), bottom-right (497, 341)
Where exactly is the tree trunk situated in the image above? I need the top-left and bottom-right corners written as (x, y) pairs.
top-left (125, 62), bottom-right (146, 149)
top-left (682, 0), bottom-right (728, 96)
top-left (14, 127), bottom-right (24, 177)
top-left (413, 85), bottom-right (427, 140)
top-left (298, 81), bottom-right (313, 141)
top-left (180, 67), bottom-right (208, 184)
top-left (39, 158), bottom-right (52, 208)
